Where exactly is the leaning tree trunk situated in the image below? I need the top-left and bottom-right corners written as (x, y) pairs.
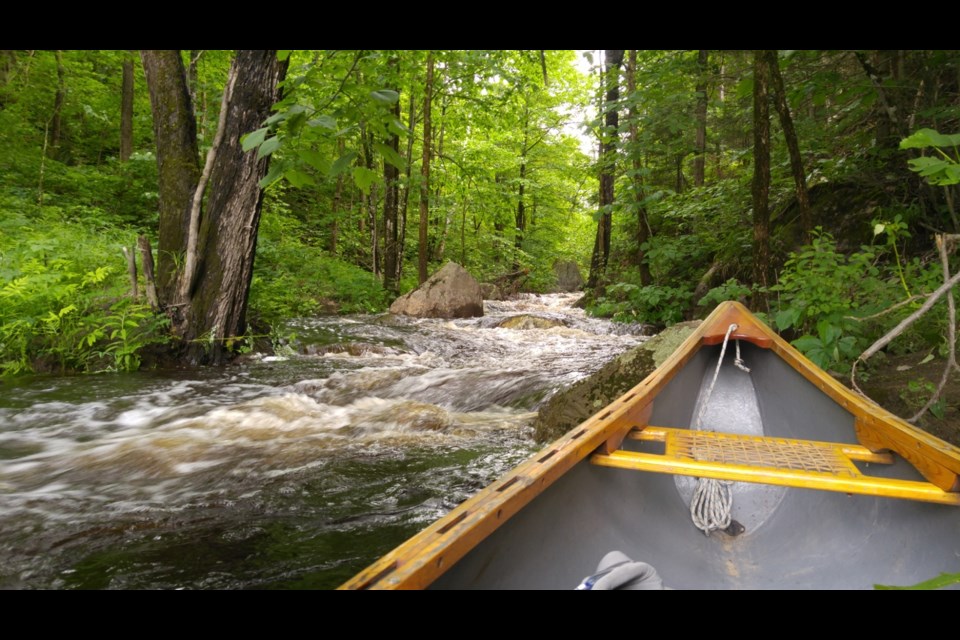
top-left (179, 50), bottom-right (286, 365)
top-left (752, 50), bottom-right (771, 311)
top-left (141, 50), bottom-right (201, 302)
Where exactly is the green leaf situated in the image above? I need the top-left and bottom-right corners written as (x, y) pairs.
top-left (791, 335), bottom-right (822, 353)
top-left (241, 127), bottom-right (269, 152)
top-left (330, 150), bottom-right (357, 176)
top-left (257, 137), bottom-right (281, 159)
top-left (352, 166), bottom-right (379, 194)
top-left (816, 318), bottom-right (841, 346)
top-left (258, 162), bottom-right (285, 189)
top-left (899, 128), bottom-right (939, 150)
top-left (930, 400), bottom-right (946, 420)
top-left (278, 50), bottom-right (292, 62)
top-left (919, 353), bottom-right (935, 365)
top-left (388, 118), bottom-right (410, 137)
top-left (370, 89), bottom-right (400, 105)
top-left (875, 572), bottom-right (960, 590)
top-left (775, 307), bottom-right (800, 331)
top-left (285, 169), bottom-right (316, 188)
top-left (299, 150), bottom-right (330, 173)
top-left (308, 115), bottom-right (338, 131)
top-left (374, 142), bottom-right (406, 171)
top-left (873, 223), bottom-right (885, 237)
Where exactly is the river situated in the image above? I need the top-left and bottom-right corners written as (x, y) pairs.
top-left (0, 293), bottom-right (645, 589)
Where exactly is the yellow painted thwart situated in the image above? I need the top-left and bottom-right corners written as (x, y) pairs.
top-left (340, 301), bottom-right (960, 590)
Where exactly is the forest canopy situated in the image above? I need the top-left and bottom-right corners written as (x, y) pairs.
top-left (1, 50), bottom-right (959, 422)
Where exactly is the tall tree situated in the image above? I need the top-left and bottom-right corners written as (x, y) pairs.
top-left (120, 51), bottom-right (134, 162)
top-left (764, 50), bottom-right (811, 242)
top-left (626, 50), bottom-right (652, 285)
top-left (693, 49), bottom-right (708, 187)
top-left (752, 50), bottom-right (771, 310)
top-left (382, 56), bottom-right (401, 295)
top-left (587, 49), bottom-right (624, 289)
top-left (141, 50), bottom-right (201, 300)
top-left (142, 49), bottom-right (286, 364)
top-left (50, 50), bottom-right (65, 153)
top-left (418, 51), bottom-right (434, 284)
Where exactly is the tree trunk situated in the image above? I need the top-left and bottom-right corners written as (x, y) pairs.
top-left (0, 50), bottom-right (13, 87)
top-left (514, 111), bottom-right (529, 269)
top-left (587, 49), bottom-right (624, 289)
top-left (143, 50), bottom-right (286, 365)
top-left (137, 235), bottom-right (159, 310)
top-left (397, 89), bottom-right (416, 281)
top-left (50, 50), bottom-right (65, 154)
top-left (140, 50), bottom-right (201, 302)
top-left (752, 51), bottom-right (771, 311)
top-left (178, 50), bottom-right (286, 365)
top-left (693, 49), bottom-right (708, 188)
top-left (382, 59), bottom-right (401, 295)
top-left (626, 50), bottom-right (652, 285)
top-left (330, 138), bottom-right (345, 254)
top-left (765, 50), bottom-right (811, 242)
top-left (120, 51), bottom-right (134, 162)
top-left (418, 51), bottom-right (434, 284)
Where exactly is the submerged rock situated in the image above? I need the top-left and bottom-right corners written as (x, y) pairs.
top-left (533, 320), bottom-right (701, 442)
top-left (480, 283), bottom-right (503, 301)
top-left (496, 315), bottom-right (566, 330)
top-left (389, 262), bottom-right (484, 319)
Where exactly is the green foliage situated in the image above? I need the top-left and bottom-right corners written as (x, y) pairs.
top-left (589, 278), bottom-right (692, 325)
top-left (770, 229), bottom-right (882, 371)
top-left (900, 128), bottom-right (960, 186)
top-left (249, 196), bottom-right (390, 322)
top-left (899, 379), bottom-right (946, 419)
top-left (0, 206), bottom-right (168, 375)
top-left (698, 279), bottom-right (752, 308)
top-left (875, 572), bottom-right (960, 590)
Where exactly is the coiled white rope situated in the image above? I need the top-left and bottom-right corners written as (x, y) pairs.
top-left (690, 323), bottom-right (749, 535)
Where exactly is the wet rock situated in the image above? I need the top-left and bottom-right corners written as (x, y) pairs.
top-left (533, 320), bottom-right (701, 442)
top-left (480, 283), bottom-right (503, 301)
top-left (553, 260), bottom-right (584, 292)
top-left (496, 315), bottom-right (566, 330)
top-left (389, 262), bottom-right (483, 319)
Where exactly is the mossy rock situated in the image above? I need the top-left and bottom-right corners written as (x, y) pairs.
top-left (532, 320), bottom-right (701, 443)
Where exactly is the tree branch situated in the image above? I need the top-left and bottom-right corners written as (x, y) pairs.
top-left (909, 234), bottom-right (958, 421)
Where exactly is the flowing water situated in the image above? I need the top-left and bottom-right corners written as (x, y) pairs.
top-left (0, 294), bottom-right (646, 589)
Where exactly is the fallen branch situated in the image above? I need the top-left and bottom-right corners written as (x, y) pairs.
top-left (845, 294), bottom-right (926, 322)
top-left (909, 235), bottom-right (958, 422)
top-left (851, 234), bottom-right (960, 406)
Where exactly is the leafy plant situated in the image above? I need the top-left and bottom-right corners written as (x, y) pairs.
top-left (900, 129), bottom-right (960, 186)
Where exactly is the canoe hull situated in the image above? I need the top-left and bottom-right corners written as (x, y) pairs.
top-left (342, 302), bottom-right (960, 589)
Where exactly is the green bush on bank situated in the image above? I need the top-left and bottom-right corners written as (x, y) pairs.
top-left (0, 204), bottom-right (167, 375)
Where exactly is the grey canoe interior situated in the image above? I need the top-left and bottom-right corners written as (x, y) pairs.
top-left (431, 343), bottom-right (960, 589)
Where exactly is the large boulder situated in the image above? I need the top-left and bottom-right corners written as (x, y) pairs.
top-left (553, 259), bottom-right (584, 292)
top-left (532, 320), bottom-right (701, 442)
top-left (389, 262), bottom-right (484, 319)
